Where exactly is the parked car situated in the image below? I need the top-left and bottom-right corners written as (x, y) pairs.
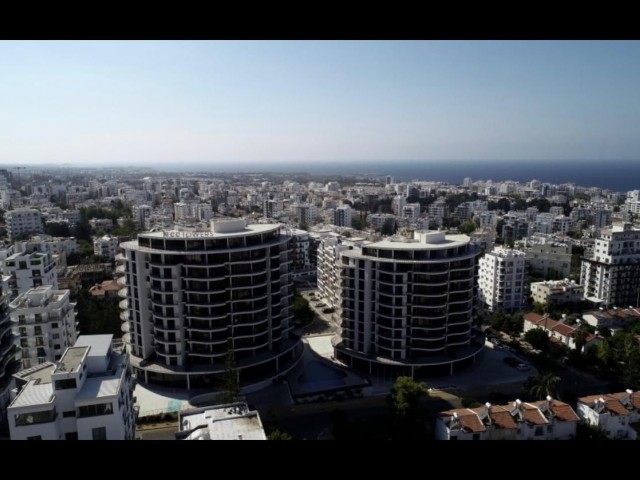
top-left (516, 363), bottom-right (530, 371)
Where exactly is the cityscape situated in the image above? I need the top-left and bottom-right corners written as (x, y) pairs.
top-left (2, 40), bottom-right (640, 440)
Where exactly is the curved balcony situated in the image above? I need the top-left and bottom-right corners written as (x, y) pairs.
top-left (117, 276), bottom-right (127, 286)
top-left (115, 253), bottom-right (126, 262)
top-left (122, 333), bottom-right (131, 344)
top-left (447, 336), bottom-right (471, 347)
top-left (119, 299), bottom-right (129, 310)
top-left (118, 288), bottom-right (128, 299)
top-left (121, 323), bottom-right (130, 333)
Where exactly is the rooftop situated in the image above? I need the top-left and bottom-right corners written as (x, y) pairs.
top-left (9, 380), bottom-right (54, 409)
top-left (178, 403), bottom-right (267, 440)
top-left (55, 346), bottom-right (89, 374)
top-left (76, 376), bottom-right (120, 402)
top-left (75, 334), bottom-right (113, 359)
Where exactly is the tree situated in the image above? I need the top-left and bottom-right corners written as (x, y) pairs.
top-left (267, 429), bottom-right (292, 440)
top-left (381, 218), bottom-right (396, 236)
top-left (529, 372), bottom-right (561, 399)
top-left (389, 376), bottom-right (429, 418)
top-left (293, 293), bottom-right (314, 325)
top-left (524, 329), bottom-right (550, 352)
top-left (216, 349), bottom-right (242, 404)
top-left (459, 220), bottom-right (479, 235)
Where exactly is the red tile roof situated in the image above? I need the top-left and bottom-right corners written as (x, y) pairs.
top-left (440, 408), bottom-right (486, 433)
top-left (521, 403), bottom-right (549, 425)
top-left (531, 399), bottom-right (579, 422)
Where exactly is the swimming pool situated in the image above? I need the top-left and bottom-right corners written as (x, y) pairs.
top-left (298, 361), bottom-right (347, 391)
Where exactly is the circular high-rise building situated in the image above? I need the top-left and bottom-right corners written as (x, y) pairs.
top-left (334, 231), bottom-right (482, 377)
top-left (118, 219), bottom-right (302, 389)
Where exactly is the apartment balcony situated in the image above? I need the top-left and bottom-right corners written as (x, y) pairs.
top-left (119, 299), bottom-right (129, 310)
top-left (121, 323), bottom-right (130, 334)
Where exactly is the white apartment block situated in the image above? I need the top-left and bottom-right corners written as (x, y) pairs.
top-left (0, 276), bottom-right (17, 424)
top-left (475, 211), bottom-right (498, 229)
top-left (290, 203), bottom-right (318, 227)
top-left (530, 279), bottom-right (584, 307)
top-left (369, 213), bottom-right (396, 230)
top-left (16, 235), bottom-right (78, 262)
top-left (195, 203), bottom-right (213, 222)
top-left (392, 195), bottom-right (406, 215)
top-left (478, 248), bottom-right (526, 312)
top-left (132, 204), bottom-right (152, 229)
top-left (93, 235), bottom-right (119, 260)
top-left (402, 203), bottom-right (421, 223)
top-left (174, 201), bottom-right (197, 221)
top-left (334, 205), bottom-right (352, 228)
top-left (4, 209), bottom-right (44, 240)
top-left (316, 234), bottom-right (366, 309)
top-left (88, 218), bottom-right (113, 232)
top-left (436, 398), bottom-right (579, 440)
top-left (7, 335), bottom-right (137, 440)
top-left (10, 286), bottom-right (78, 369)
top-left (581, 223), bottom-right (640, 307)
top-left (176, 402), bottom-right (266, 440)
top-left (263, 199), bottom-right (285, 219)
top-left (577, 390), bottom-right (640, 440)
top-left (523, 241), bottom-right (571, 279)
top-left (288, 228), bottom-right (313, 276)
top-left (3, 251), bottom-right (58, 298)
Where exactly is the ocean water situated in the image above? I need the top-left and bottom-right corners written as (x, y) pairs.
top-left (163, 159), bottom-right (640, 192)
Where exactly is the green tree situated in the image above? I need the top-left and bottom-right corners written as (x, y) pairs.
top-left (459, 220), bottom-right (479, 235)
top-left (529, 372), bottom-right (561, 399)
top-left (596, 341), bottom-right (614, 368)
top-left (524, 329), bottom-right (551, 351)
top-left (216, 349), bottom-right (242, 404)
top-left (389, 376), bottom-right (429, 418)
top-left (293, 293), bottom-right (314, 325)
top-left (381, 218), bottom-right (396, 236)
top-left (267, 429), bottom-right (293, 440)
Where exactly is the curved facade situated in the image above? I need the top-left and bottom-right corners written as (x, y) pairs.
top-left (118, 219), bottom-right (302, 389)
top-left (334, 231), bottom-right (483, 377)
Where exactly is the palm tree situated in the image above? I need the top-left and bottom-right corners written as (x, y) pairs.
top-left (529, 372), bottom-right (561, 399)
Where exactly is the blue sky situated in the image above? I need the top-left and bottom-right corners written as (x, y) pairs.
top-left (1, 40), bottom-right (639, 167)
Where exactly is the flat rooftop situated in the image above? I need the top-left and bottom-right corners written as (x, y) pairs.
top-left (9, 380), bottom-right (54, 409)
top-left (76, 376), bottom-right (120, 402)
top-left (179, 404), bottom-right (266, 440)
top-left (75, 334), bottom-right (113, 358)
top-left (55, 346), bottom-right (89, 374)
top-left (13, 362), bottom-right (56, 384)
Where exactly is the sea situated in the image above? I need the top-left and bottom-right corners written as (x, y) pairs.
top-left (161, 159), bottom-right (640, 193)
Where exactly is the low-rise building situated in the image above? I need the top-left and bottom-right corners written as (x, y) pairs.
top-left (530, 279), bottom-right (584, 307)
top-left (4, 208), bottom-right (44, 240)
top-left (93, 235), bottom-right (119, 260)
top-left (523, 312), bottom-right (600, 351)
top-left (176, 402), bottom-right (266, 440)
top-left (436, 397), bottom-right (579, 440)
top-left (581, 306), bottom-right (640, 333)
top-left (2, 251), bottom-right (58, 298)
top-left (7, 334), bottom-right (137, 440)
top-left (577, 390), bottom-right (640, 440)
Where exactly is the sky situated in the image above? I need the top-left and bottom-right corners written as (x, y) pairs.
top-left (1, 40), bottom-right (640, 168)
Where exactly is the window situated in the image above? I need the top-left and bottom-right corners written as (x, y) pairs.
top-left (534, 426), bottom-right (545, 437)
top-left (78, 402), bottom-right (114, 418)
top-left (92, 427), bottom-right (107, 441)
top-left (54, 379), bottom-right (77, 390)
top-left (472, 433), bottom-right (480, 440)
top-left (63, 410), bottom-right (76, 418)
top-left (65, 432), bottom-right (78, 441)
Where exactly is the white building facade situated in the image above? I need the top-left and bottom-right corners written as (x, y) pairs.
top-left (478, 248), bottom-right (526, 312)
top-left (7, 335), bottom-right (137, 440)
top-left (10, 286), bottom-right (78, 369)
top-left (2, 251), bottom-right (58, 298)
top-left (4, 209), bottom-right (44, 240)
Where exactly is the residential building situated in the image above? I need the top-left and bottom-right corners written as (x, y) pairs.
top-left (523, 312), bottom-right (600, 351)
top-left (582, 306), bottom-right (640, 332)
top-left (436, 397), bottom-right (579, 440)
top-left (428, 199), bottom-right (449, 228)
top-left (287, 228), bottom-right (314, 277)
top-left (7, 334), bottom-right (137, 440)
top-left (522, 241), bottom-right (571, 279)
top-left (581, 223), bottom-right (640, 307)
top-left (290, 203), bottom-right (317, 227)
top-left (368, 213), bottom-right (395, 231)
top-left (4, 209), bottom-right (44, 240)
top-left (530, 279), bottom-right (584, 307)
top-left (176, 402), bottom-right (266, 440)
top-left (132, 205), bottom-right (152, 229)
top-left (402, 203), bottom-right (421, 223)
top-left (316, 234), bottom-right (366, 309)
top-left (118, 219), bottom-right (302, 389)
top-left (334, 230), bottom-right (482, 377)
top-left (88, 218), bottom-right (113, 232)
top-left (263, 199), bottom-right (285, 219)
top-left (2, 251), bottom-right (58, 298)
top-left (88, 279), bottom-right (121, 300)
top-left (334, 205), bottom-right (352, 228)
top-left (93, 235), bottom-right (119, 260)
top-left (10, 286), bottom-right (77, 368)
top-left (577, 390), bottom-right (640, 440)
top-left (0, 276), bottom-right (17, 425)
top-left (478, 248), bottom-right (526, 313)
